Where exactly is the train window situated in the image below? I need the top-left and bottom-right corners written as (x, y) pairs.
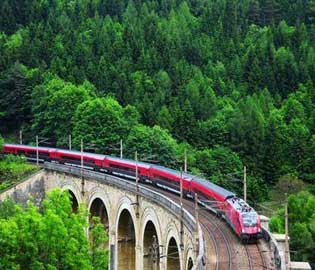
top-left (196, 191), bottom-right (209, 201)
top-left (242, 213), bottom-right (258, 227)
top-left (27, 151), bottom-right (36, 156)
top-left (17, 150), bottom-right (25, 155)
top-left (84, 159), bottom-right (95, 164)
top-left (154, 174), bottom-right (179, 185)
top-left (109, 164), bottom-right (134, 171)
top-left (39, 152), bottom-right (49, 157)
top-left (61, 155), bottom-right (80, 161)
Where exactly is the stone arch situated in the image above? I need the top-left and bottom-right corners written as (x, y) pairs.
top-left (165, 223), bottom-right (183, 270)
top-left (87, 189), bottom-right (112, 232)
top-left (140, 209), bottom-right (162, 270)
top-left (88, 198), bottom-right (109, 236)
top-left (60, 184), bottom-right (81, 213)
top-left (115, 197), bottom-right (138, 270)
top-left (166, 237), bottom-right (181, 270)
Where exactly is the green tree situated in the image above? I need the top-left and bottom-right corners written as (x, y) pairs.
top-left (248, 0), bottom-right (262, 25)
top-left (263, 109), bottom-right (288, 183)
top-left (90, 217), bottom-right (109, 270)
top-left (173, 99), bottom-right (196, 142)
top-left (195, 104), bottom-right (234, 148)
top-left (0, 189), bottom-right (108, 270)
top-left (31, 76), bottom-right (93, 145)
top-left (194, 146), bottom-right (244, 195)
top-left (125, 124), bottom-right (178, 167)
top-left (281, 95), bottom-right (306, 124)
top-left (270, 191), bottom-right (315, 263)
top-left (0, 135), bottom-right (3, 151)
top-left (0, 63), bottom-right (40, 131)
top-left (73, 97), bottom-right (128, 154)
top-left (184, 72), bottom-right (217, 120)
top-left (287, 119), bottom-right (310, 174)
top-left (157, 106), bottom-right (174, 131)
top-left (228, 96), bottom-right (266, 172)
top-left (302, 135), bottom-right (315, 182)
top-left (274, 47), bottom-right (298, 97)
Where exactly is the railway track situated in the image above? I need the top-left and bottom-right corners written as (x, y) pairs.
top-left (199, 209), bottom-right (233, 270)
top-left (245, 244), bottom-right (267, 270)
top-left (148, 184), bottom-right (271, 270)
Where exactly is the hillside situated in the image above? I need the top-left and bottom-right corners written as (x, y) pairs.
top-left (1, 0), bottom-right (315, 264)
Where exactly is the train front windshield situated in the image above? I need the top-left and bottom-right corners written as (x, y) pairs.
top-left (242, 212), bottom-right (258, 227)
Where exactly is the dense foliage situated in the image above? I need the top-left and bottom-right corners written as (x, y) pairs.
top-left (0, 189), bottom-right (109, 270)
top-left (0, 135), bottom-right (3, 151)
top-left (0, 155), bottom-right (38, 191)
top-left (1, 0), bottom-right (315, 195)
top-left (1, 0), bottom-right (315, 263)
top-left (270, 190), bottom-right (315, 264)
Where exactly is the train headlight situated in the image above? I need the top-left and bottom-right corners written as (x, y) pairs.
top-left (242, 229), bottom-right (245, 233)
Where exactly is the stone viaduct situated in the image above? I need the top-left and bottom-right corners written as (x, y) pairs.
top-left (1, 163), bottom-right (312, 270)
top-left (0, 164), bottom-right (204, 270)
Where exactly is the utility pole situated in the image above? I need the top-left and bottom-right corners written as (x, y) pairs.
top-left (184, 149), bottom-right (187, 173)
top-left (285, 193), bottom-right (289, 270)
top-left (120, 139), bottom-right (123, 159)
top-left (243, 166), bottom-right (247, 202)
top-left (19, 130), bottom-right (22, 145)
top-left (81, 139), bottom-right (84, 175)
top-left (135, 151), bottom-right (139, 218)
top-left (69, 135), bottom-right (72, 150)
top-left (180, 169), bottom-right (184, 250)
top-left (81, 139), bottom-right (85, 196)
top-left (36, 135), bottom-right (39, 166)
top-left (194, 193), bottom-right (199, 256)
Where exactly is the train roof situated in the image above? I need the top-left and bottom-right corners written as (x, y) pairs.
top-left (191, 174), bottom-right (235, 199)
top-left (4, 143), bottom-right (55, 152)
top-left (151, 165), bottom-right (235, 199)
top-left (151, 164), bottom-right (181, 177)
top-left (56, 148), bottom-right (106, 159)
top-left (227, 197), bottom-right (256, 214)
top-left (107, 156), bottom-right (151, 168)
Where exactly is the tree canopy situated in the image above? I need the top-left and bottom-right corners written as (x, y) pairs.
top-left (0, 189), bottom-right (108, 270)
top-left (270, 191), bottom-right (315, 263)
top-left (1, 0), bottom-right (315, 263)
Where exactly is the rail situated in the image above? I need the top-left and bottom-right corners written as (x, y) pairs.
top-left (44, 162), bottom-right (205, 270)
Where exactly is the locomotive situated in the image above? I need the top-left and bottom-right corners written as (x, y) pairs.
top-left (2, 143), bottom-right (262, 241)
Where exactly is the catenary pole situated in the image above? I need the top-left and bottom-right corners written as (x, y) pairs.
top-left (36, 135), bottom-right (39, 166)
top-left (69, 135), bottom-right (72, 150)
top-left (194, 193), bottom-right (199, 256)
top-left (285, 193), bottom-right (289, 270)
top-left (184, 149), bottom-right (187, 173)
top-left (243, 166), bottom-right (247, 202)
top-left (120, 139), bottom-right (123, 159)
top-left (180, 169), bottom-right (184, 250)
top-left (135, 151), bottom-right (139, 218)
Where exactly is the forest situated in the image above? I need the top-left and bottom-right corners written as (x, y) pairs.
top-left (1, 0), bottom-right (315, 265)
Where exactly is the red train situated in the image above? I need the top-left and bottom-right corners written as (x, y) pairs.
top-left (2, 143), bottom-right (262, 241)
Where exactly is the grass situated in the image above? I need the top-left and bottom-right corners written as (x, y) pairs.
top-left (0, 155), bottom-right (39, 192)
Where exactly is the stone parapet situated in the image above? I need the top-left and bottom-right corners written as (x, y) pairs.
top-left (290, 262), bottom-right (312, 270)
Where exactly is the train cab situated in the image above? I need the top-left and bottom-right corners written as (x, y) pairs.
top-left (240, 211), bottom-right (262, 240)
